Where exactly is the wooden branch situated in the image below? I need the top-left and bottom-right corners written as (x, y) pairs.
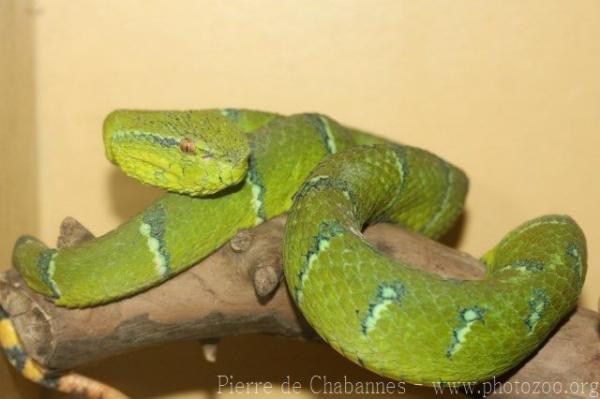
top-left (0, 216), bottom-right (598, 398)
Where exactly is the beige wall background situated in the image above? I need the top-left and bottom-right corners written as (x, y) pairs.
top-left (1, 0), bottom-right (598, 398)
top-left (0, 0), bottom-right (40, 398)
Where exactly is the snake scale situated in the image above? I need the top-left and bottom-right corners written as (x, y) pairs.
top-left (1, 109), bottom-right (586, 397)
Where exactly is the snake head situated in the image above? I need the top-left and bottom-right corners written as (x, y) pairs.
top-left (103, 110), bottom-right (250, 196)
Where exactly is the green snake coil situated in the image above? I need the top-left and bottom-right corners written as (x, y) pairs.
top-left (9, 109), bottom-right (586, 387)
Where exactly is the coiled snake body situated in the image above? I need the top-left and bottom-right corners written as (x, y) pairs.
top-left (4, 109), bottom-right (587, 396)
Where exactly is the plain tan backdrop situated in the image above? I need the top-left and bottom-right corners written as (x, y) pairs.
top-left (1, 1), bottom-right (598, 398)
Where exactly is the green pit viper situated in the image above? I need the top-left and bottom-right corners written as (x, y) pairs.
top-left (5, 109), bottom-right (587, 396)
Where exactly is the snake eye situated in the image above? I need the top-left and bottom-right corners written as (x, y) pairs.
top-left (179, 138), bottom-right (196, 154)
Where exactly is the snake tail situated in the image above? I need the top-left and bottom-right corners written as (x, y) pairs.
top-left (0, 305), bottom-right (129, 399)
top-left (284, 144), bottom-right (586, 384)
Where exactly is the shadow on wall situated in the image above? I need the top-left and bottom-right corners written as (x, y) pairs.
top-left (0, 0), bottom-right (40, 397)
top-left (108, 169), bottom-right (164, 221)
top-left (439, 211), bottom-right (468, 249)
